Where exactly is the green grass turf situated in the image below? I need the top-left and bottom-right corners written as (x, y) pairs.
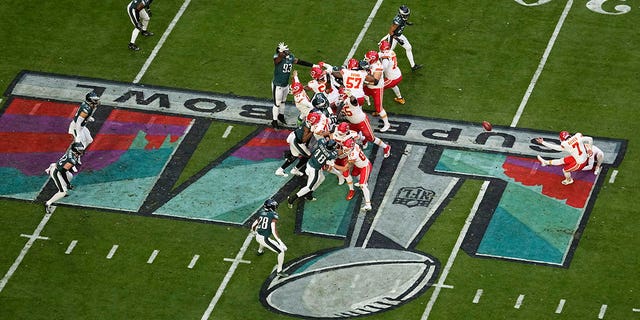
top-left (1, 0), bottom-right (638, 319)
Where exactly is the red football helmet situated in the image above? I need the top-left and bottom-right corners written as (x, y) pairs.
top-left (342, 138), bottom-right (355, 150)
top-left (291, 82), bottom-right (304, 94)
top-left (364, 50), bottom-right (379, 64)
top-left (559, 131), bottom-right (571, 141)
top-left (379, 40), bottom-right (391, 52)
top-left (306, 112), bottom-right (321, 126)
top-left (310, 66), bottom-right (324, 80)
top-left (347, 58), bottom-right (360, 70)
top-left (336, 122), bottom-right (350, 135)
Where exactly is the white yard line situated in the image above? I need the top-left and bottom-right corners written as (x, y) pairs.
top-left (421, 181), bottom-right (490, 319)
top-left (222, 125), bottom-right (234, 138)
top-left (472, 289), bottom-right (483, 304)
top-left (133, 0), bottom-right (192, 83)
top-left (200, 233), bottom-right (254, 320)
top-left (147, 250), bottom-right (160, 264)
top-left (609, 170), bottom-right (618, 183)
top-left (343, 0), bottom-right (385, 66)
top-left (598, 304), bottom-right (608, 319)
top-left (514, 294), bottom-right (525, 309)
top-left (0, 210), bottom-right (53, 293)
top-left (510, 0), bottom-right (573, 127)
top-left (106, 244), bottom-right (119, 259)
top-left (555, 299), bottom-right (566, 314)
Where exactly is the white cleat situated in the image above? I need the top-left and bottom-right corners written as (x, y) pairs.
top-left (594, 166), bottom-right (601, 176)
top-left (337, 175), bottom-right (345, 185)
top-left (290, 167), bottom-right (304, 176)
top-left (380, 122), bottom-right (391, 132)
top-left (275, 168), bottom-right (289, 177)
top-left (561, 179), bottom-right (574, 185)
top-left (361, 203), bottom-right (372, 211)
top-left (537, 155), bottom-right (547, 166)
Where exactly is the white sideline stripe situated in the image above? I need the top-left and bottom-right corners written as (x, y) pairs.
top-left (421, 181), bottom-right (489, 320)
top-left (514, 294), bottom-right (525, 309)
top-left (510, 0), bottom-right (573, 128)
top-left (106, 245), bottom-right (119, 259)
top-left (609, 170), bottom-right (618, 183)
top-left (598, 304), bottom-right (607, 319)
top-left (133, 0), bottom-right (192, 83)
top-left (188, 255), bottom-right (200, 269)
top-left (0, 211), bottom-right (53, 293)
top-left (555, 299), bottom-right (566, 314)
top-left (472, 289), bottom-right (483, 304)
top-left (223, 258), bottom-right (251, 264)
top-left (147, 250), bottom-right (160, 264)
top-left (65, 240), bottom-right (78, 255)
top-left (222, 125), bottom-right (233, 138)
top-left (200, 233), bottom-right (254, 320)
top-left (633, 308), bottom-right (640, 312)
top-left (20, 234), bottom-right (49, 240)
top-left (343, 0), bottom-right (384, 66)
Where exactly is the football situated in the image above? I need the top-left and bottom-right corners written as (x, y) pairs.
top-left (260, 247), bottom-right (439, 318)
top-left (482, 121), bottom-right (493, 131)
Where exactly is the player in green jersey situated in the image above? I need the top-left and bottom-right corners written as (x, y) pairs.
top-left (68, 91), bottom-right (100, 154)
top-left (272, 42), bottom-right (314, 129)
top-left (44, 142), bottom-right (84, 214)
top-left (251, 199), bottom-right (288, 278)
top-left (127, 0), bottom-right (154, 51)
top-left (379, 5), bottom-right (423, 71)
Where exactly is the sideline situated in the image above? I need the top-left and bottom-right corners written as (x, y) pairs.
top-left (133, 0), bottom-right (192, 83)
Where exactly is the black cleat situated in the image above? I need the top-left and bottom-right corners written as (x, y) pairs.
top-left (271, 120), bottom-right (280, 129)
top-left (277, 114), bottom-right (288, 125)
top-left (128, 43), bottom-right (140, 51)
top-left (256, 250), bottom-right (264, 256)
top-left (411, 64), bottom-right (423, 72)
top-left (142, 30), bottom-right (154, 37)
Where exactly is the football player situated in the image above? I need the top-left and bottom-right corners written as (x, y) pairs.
top-left (535, 131), bottom-right (598, 185)
top-left (379, 5), bottom-right (423, 72)
top-left (378, 40), bottom-right (405, 105)
top-left (341, 138), bottom-right (374, 211)
top-left (287, 139), bottom-right (345, 207)
top-left (68, 91), bottom-right (100, 154)
top-left (251, 199), bottom-right (288, 278)
top-left (127, 0), bottom-right (154, 51)
top-left (331, 122), bottom-right (359, 200)
top-left (274, 112), bottom-right (319, 177)
top-left (44, 142), bottom-right (84, 214)
top-left (290, 70), bottom-right (313, 123)
top-left (272, 42), bottom-right (314, 129)
top-left (363, 50), bottom-right (391, 132)
top-left (307, 62), bottom-right (342, 110)
top-left (339, 92), bottom-right (391, 158)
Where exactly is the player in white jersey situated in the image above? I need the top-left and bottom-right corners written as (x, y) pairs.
top-left (307, 64), bottom-right (341, 110)
top-left (330, 122), bottom-right (360, 200)
top-left (378, 40), bottom-right (405, 105)
top-left (339, 93), bottom-right (391, 158)
top-left (332, 58), bottom-right (374, 106)
top-left (363, 50), bottom-right (391, 132)
top-left (290, 70), bottom-right (313, 123)
top-left (341, 138), bottom-right (374, 211)
top-left (536, 131), bottom-right (598, 185)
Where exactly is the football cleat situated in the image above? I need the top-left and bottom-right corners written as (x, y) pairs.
top-left (128, 43), bottom-right (140, 51)
top-left (394, 97), bottom-right (406, 104)
top-left (142, 30), bottom-right (154, 37)
top-left (594, 166), bottom-right (601, 176)
top-left (290, 167), bottom-right (304, 176)
top-left (275, 167), bottom-right (289, 177)
top-left (346, 190), bottom-right (355, 201)
top-left (561, 178), bottom-right (574, 185)
top-left (45, 204), bottom-right (54, 214)
top-left (361, 203), bottom-right (372, 211)
top-left (278, 114), bottom-right (288, 125)
top-left (383, 145), bottom-right (391, 158)
top-left (411, 64), bottom-right (423, 72)
top-left (256, 250), bottom-right (264, 256)
top-left (537, 155), bottom-right (547, 166)
top-left (271, 120), bottom-right (280, 129)
top-left (380, 122), bottom-right (391, 132)
top-left (287, 196), bottom-right (294, 208)
top-left (337, 174), bottom-right (345, 185)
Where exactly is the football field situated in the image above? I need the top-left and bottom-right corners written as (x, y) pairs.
top-left (1, 1), bottom-right (639, 319)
